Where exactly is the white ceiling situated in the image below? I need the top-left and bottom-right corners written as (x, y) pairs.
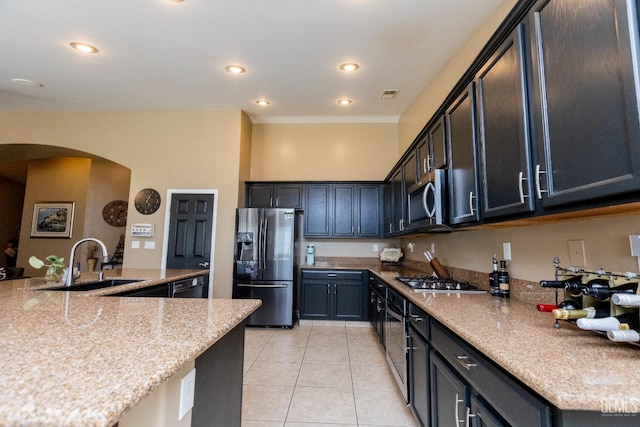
top-left (0, 0), bottom-right (504, 123)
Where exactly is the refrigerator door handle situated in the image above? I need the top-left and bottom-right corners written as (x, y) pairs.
top-left (261, 217), bottom-right (268, 269)
top-left (236, 283), bottom-right (288, 288)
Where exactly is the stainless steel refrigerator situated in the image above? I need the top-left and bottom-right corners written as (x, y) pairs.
top-left (232, 208), bottom-right (297, 327)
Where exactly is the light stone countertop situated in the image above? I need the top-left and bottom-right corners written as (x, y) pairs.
top-left (0, 271), bottom-right (261, 427)
top-left (371, 269), bottom-right (640, 413)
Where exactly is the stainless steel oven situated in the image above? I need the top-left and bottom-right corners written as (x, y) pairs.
top-left (385, 286), bottom-right (409, 402)
top-left (406, 169), bottom-right (449, 233)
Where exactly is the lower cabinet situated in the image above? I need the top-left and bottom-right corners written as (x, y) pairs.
top-left (368, 275), bottom-right (386, 346)
top-left (430, 320), bottom-right (551, 427)
top-left (301, 270), bottom-right (367, 320)
top-left (408, 307), bottom-right (430, 427)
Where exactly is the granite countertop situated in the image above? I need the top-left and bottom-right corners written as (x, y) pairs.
top-left (370, 269), bottom-right (640, 413)
top-left (0, 272), bottom-right (261, 427)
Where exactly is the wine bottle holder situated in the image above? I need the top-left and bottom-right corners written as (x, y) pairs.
top-left (548, 262), bottom-right (640, 348)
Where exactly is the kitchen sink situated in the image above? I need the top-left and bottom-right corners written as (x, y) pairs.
top-left (38, 279), bottom-right (142, 292)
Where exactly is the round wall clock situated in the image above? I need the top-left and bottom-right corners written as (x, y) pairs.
top-left (102, 200), bottom-right (128, 227)
top-left (134, 188), bottom-right (161, 215)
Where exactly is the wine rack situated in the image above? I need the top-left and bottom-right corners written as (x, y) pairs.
top-left (545, 257), bottom-right (640, 347)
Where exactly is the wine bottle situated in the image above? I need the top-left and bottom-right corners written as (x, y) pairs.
top-left (564, 282), bottom-right (589, 298)
top-left (558, 299), bottom-right (582, 310)
top-left (612, 293), bottom-right (640, 307)
top-left (583, 282), bottom-right (638, 300)
top-left (498, 260), bottom-right (510, 298)
top-left (552, 305), bottom-right (609, 320)
top-left (539, 275), bottom-right (583, 288)
top-left (536, 304), bottom-right (557, 312)
top-left (489, 254), bottom-right (499, 296)
top-left (607, 329), bottom-right (640, 343)
top-left (576, 313), bottom-right (640, 332)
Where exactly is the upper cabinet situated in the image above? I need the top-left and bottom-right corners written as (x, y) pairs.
top-left (476, 23), bottom-right (535, 219)
top-left (528, 0), bottom-right (640, 207)
top-left (247, 183), bottom-right (303, 209)
top-left (447, 84), bottom-right (480, 225)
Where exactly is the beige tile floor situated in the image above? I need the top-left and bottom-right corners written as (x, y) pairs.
top-left (242, 320), bottom-right (417, 427)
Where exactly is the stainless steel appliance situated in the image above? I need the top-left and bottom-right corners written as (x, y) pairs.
top-left (232, 208), bottom-right (297, 327)
top-left (406, 169), bottom-right (450, 233)
top-left (385, 286), bottom-right (409, 402)
top-left (395, 276), bottom-right (486, 294)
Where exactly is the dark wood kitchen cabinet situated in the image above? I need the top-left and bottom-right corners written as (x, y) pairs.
top-left (304, 183), bottom-right (383, 238)
top-left (528, 0), bottom-right (640, 208)
top-left (447, 84), bottom-right (480, 225)
top-left (386, 164), bottom-right (407, 236)
top-left (476, 23), bottom-right (535, 219)
top-left (301, 270), bottom-right (367, 320)
top-left (247, 183), bottom-right (303, 209)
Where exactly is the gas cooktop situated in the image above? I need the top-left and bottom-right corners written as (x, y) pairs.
top-left (395, 275), bottom-right (486, 294)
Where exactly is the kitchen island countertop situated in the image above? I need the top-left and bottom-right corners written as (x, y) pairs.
top-left (0, 271), bottom-right (261, 427)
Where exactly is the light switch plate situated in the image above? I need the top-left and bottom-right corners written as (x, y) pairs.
top-left (179, 368), bottom-right (196, 420)
top-left (629, 235), bottom-right (640, 256)
top-left (503, 242), bottom-right (511, 260)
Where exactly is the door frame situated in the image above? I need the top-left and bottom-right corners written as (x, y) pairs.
top-left (161, 189), bottom-right (219, 297)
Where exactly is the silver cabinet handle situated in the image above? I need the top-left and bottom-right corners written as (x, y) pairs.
top-left (424, 157), bottom-right (429, 174)
top-left (198, 261), bottom-right (210, 268)
top-left (327, 273), bottom-right (337, 277)
top-left (455, 354), bottom-right (478, 370)
top-left (455, 393), bottom-right (465, 426)
top-left (410, 314), bottom-right (424, 322)
top-left (466, 407), bottom-right (476, 427)
top-left (535, 164), bottom-right (547, 199)
top-left (468, 191), bottom-right (476, 215)
top-left (275, 197), bottom-right (279, 207)
top-left (518, 171), bottom-right (528, 204)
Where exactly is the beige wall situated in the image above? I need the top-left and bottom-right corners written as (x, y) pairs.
top-left (0, 110), bottom-right (244, 298)
top-left (251, 122), bottom-right (398, 181)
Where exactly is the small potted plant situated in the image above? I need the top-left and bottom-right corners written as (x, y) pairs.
top-left (29, 255), bottom-right (65, 282)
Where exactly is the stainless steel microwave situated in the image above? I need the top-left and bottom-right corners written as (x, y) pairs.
top-left (406, 169), bottom-right (450, 233)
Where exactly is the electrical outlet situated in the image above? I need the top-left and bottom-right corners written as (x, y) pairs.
top-left (179, 368), bottom-right (196, 420)
top-left (503, 242), bottom-right (511, 260)
top-left (373, 244), bottom-right (378, 252)
top-left (568, 240), bottom-right (586, 266)
top-left (630, 235), bottom-right (640, 256)
top-left (430, 243), bottom-right (435, 253)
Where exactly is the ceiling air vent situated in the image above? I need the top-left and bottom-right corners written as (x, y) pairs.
top-left (380, 89), bottom-right (399, 100)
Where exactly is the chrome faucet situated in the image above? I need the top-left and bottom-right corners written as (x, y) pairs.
top-left (65, 238), bottom-right (109, 287)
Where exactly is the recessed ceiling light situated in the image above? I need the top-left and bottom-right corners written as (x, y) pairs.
top-left (256, 100), bottom-right (271, 106)
top-left (339, 63), bottom-right (360, 72)
top-left (11, 78), bottom-right (43, 88)
top-left (225, 65), bottom-right (246, 74)
top-left (337, 98), bottom-right (353, 105)
top-left (69, 42), bottom-right (99, 53)
top-left (168, 0), bottom-right (185, 2)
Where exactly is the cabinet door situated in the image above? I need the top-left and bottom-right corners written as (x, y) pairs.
top-left (384, 180), bottom-right (394, 237)
top-left (431, 352), bottom-right (469, 427)
top-left (416, 136), bottom-right (429, 184)
top-left (409, 328), bottom-right (430, 427)
top-left (333, 185), bottom-right (355, 237)
top-left (477, 24), bottom-right (535, 219)
top-left (403, 150), bottom-right (419, 190)
top-left (334, 281), bottom-right (362, 320)
top-left (357, 184), bottom-right (383, 238)
top-left (275, 184), bottom-right (303, 209)
top-left (305, 185), bottom-right (331, 237)
top-left (247, 184), bottom-right (274, 207)
top-left (430, 116), bottom-right (447, 171)
top-left (447, 84), bottom-right (480, 225)
top-left (301, 281), bottom-right (331, 319)
top-left (470, 394), bottom-right (506, 427)
top-left (391, 166), bottom-right (406, 234)
top-left (530, 0), bottom-right (640, 207)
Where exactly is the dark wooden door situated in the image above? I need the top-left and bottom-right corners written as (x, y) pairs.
top-left (166, 193), bottom-right (215, 269)
top-left (391, 166), bottom-right (405, 234)
top-left (431, 352), bottom-right (469, 427)
top-left (409, 328), bottom-right (430, 427)
top-left (476, 23), bottom-right (534, 219)
top-left (357, 184), bottom-right (383, 237)
top-left (529, 0), bottom-right (640, 206)
top-left (447, 84), bottom-right (480, 225)
top-left (275, 184), bottom-right (303, 208)
top-left (247, 184), bottom-right (274, 207)
top-left (334, 281), bottom-right (362, 320)
top-left (332, 185), bottom-right (355, 237)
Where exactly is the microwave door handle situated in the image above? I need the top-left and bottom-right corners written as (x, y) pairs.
top-left (423, 182), bottom-right (436, 218)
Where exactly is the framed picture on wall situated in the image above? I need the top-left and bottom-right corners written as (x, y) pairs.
top-left (30, 202), bottom-right (75, 238)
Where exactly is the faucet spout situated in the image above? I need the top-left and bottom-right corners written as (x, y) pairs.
top-left (66, 238), bottom-right (109, 287)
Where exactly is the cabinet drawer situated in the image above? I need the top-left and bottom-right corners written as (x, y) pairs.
top-left (408, 303), bottom-right (429, 341)
top-left (431, 321), bottom-right (551, 427)
top-left (302, 270), bottom-right (363, 282)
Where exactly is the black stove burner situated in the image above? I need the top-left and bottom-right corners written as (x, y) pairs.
top-left (395, 275), bottom-right (483, 293)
